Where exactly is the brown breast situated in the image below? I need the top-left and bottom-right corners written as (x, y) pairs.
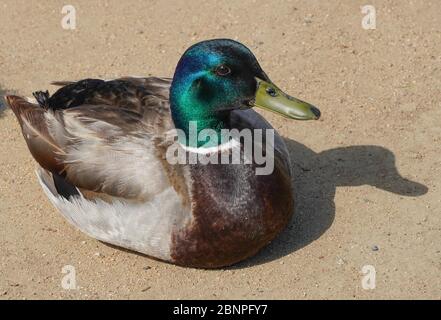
top-left (170, 153), bottom-right (293, 268)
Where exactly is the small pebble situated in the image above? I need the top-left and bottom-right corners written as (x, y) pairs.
top-left (372, 245), bottom-right (379, 251)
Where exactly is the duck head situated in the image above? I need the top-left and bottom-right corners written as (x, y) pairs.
top-left (170, 39), bottom-right (320, 147)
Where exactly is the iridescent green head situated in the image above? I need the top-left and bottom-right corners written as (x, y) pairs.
top-left (170, 39), bottom-right (320, 147)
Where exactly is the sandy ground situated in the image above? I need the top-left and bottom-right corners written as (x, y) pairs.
top-left (0, 0), bottom-right (440, 300)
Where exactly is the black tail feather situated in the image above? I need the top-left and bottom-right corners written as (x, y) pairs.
top-left (32, 90), bottom-right (50, 109)
top-left (52, 172), bottom-right (80, 200)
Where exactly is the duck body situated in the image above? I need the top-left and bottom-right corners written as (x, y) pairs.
top-left (7, 39), bottom-right (319, 268)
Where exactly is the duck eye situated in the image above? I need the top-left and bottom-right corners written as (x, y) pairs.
top-left (215, 65), bottom-right (231, 76)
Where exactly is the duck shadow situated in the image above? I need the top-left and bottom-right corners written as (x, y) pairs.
top-left (102, 138), bottom-right (428, 270)
top-left (235, 139), bottom-right (428, 268)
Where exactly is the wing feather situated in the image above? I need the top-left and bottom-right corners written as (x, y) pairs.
top-left (6, 77), bottom-right (182, 201)
top-left (60, 106), bottom-right (172, 200)
top-left (7, 96), bottom-right (65, 172)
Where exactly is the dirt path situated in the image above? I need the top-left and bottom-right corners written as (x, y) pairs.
top-left (0, 0), bottom-right (440, 299)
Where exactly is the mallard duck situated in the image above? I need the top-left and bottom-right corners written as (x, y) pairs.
top-left (6, 39), bottom-right (320, 268)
